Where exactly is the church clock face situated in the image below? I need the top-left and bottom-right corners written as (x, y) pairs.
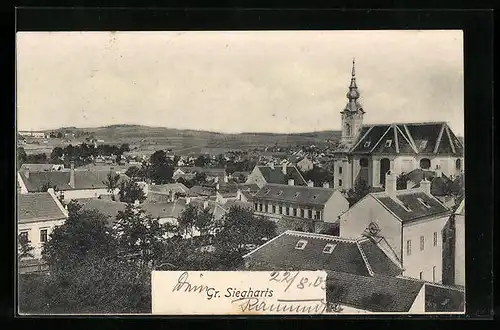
top-left (367, 222), bottom-right (380, 236)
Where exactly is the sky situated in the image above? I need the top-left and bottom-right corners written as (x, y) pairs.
top-left (16, 30), bottom-right (464, 135)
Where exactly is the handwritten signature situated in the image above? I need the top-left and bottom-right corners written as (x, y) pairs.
top-left (269, 271), bottom-right (326, 292)
top-left (232, 297), bottom-right (329, 314)
top-left (171, 271), bottom-right (216, 295)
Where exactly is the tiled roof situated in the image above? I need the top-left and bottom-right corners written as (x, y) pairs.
top-left (454, 198), bottom-right (465, 215)
top-left (326, 271), bottom-right (424, 312)
top-left (189, 185), bottom-right (215, 196)
top-left (244, 231), bottom-right (402, 277)
top-left (372, 190), bottom-right (450, 223)
top-left (350, 122), bottom-right (463, 156)
top-left (424, 283), bottom-right (465, 312)
top-left (257, 166), bottom-right (307, 186)
top-left (406, 169), bottom-right (453, 196)
top-left (148, 183), bottom-right (190, 194)
top-left (19, 170), bottom-right (129, 192)
top-left (239, 190), bottom-right (254, 201)
top-left (18, 192), bottom-right (67, 223)
top-left (20, 164), bottom-right (63, 172)
top-left (177, 167), bottom-right (227, 176)
top-left (79, 199), bottom-right (127, 224)
top-left (253, 184), bottom-right (338, 207)
top-left (222, 199), bottom-right (254, 211)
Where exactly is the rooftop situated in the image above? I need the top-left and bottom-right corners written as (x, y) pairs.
top-left (253, 183), bottom-right (340, 207)
top-left (18, 192), bottom-right (67, 223)
top-left (257, 165), bottom-right (307, 186)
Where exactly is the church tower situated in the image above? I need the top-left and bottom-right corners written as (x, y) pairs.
top-left (340, 59), bottom-right (365, 145)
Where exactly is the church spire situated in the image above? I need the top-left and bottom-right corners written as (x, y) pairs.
top-left (344, 58), bottom-right (363, 113)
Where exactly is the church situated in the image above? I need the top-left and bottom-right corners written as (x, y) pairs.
top-left (332, 60), bottom-right (464, 191)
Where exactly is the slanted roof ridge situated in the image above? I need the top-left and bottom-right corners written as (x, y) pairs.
top-left (285, 231), bottom-right (360, 243)
top-left (356, 240), bottom-right (375, 276)
top-left (396, 275), bottom-right (465, 292)
top-left (263, 183), bottom-right (335, 191)
top-left (363, 121), bottom-right (447, 127)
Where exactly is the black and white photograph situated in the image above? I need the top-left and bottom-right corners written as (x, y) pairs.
top-left (16, 30), bottom-right (465, 315)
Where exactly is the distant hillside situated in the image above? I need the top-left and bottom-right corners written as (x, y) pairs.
top-left (44, 125), bottom-right (341, 154)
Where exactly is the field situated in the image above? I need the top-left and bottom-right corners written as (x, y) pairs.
top-left (19, 125), bottom-right (342, 156)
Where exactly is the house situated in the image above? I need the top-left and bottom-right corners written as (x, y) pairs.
top-left (215, 182), bottom-right (260, 204)
top-left (331, 60), bottom-right (464, 191)
top-left (146, 183), bottom-right (191, 203)
top-left (297, 157), bottom-right (314, 172)
top-left (243, 230), bottom-right (464, 313)
top-left (19, 131), bottom-right (47, 138)
top-left (246, 163), bottom-right (308, 189)
top-left (252, 182), bottom-right (349, 234)
top-left (17, 162), bottom-right (129, 201)
top-left (18, 188), bottom-right (68, 264)
top-left (339, 171), bottom-right (452, 283)
top-left (19, 164), bottom-right (65, 172)
top-left (404, 168), bottom-right (458, 208)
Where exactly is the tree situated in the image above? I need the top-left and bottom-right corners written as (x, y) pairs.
top-left (50, 147), bottom-right (64, 162)
top-left (18, 233), bottom-right (35, 260)
top-left (119, 143), bottom-right (130, 153)
top-left (194, 155), bottom-right (209, 167)
top-left (177, 204), bottom-right (199, 240)
top-left (125, 165), bottom-right (141, 179)
top-left (302, 165), bottom-right (334, 186)
top-left (17, 147), bottom-right (27, 169)
top-left (346, 179), bottom-right (372, 207)
top-left (396, 172), bottom-right (410, 190)
top-left (148, 150), bottom-right (174, 184)
top-left (196, 207), bottom-right (213, 236)
top-left (214, 206), bottom-right (277, 255)
top-left (118, 179), bottom-right (146, 204)
top-left (103, 172), bottom-right (121, 201)
top-left (114, 204), bottom-right (166, 268)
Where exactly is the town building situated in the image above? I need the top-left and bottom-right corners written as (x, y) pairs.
top-left (243, 230), bottom-right (464, 313)
top-left (331, 60), bottom-right (464, 191)
top-left (297, 157), bottom-right (314, 172)
top-left (18, 188), bottom-right (68, 272)
top-left (442, 198), bottom-right (465, 287)
top-left (252, 182), bottom-right (349, 234)
top-left (339, 171), bottom-right (452, 283)
top-left (17, 162), bottom-right (129, 201)
top-left (18, 131), bottom-right (47, 138)
top-left (246, 163), bottom-right (308, 189)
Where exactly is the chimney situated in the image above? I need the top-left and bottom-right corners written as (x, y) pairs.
top-left (203, 200), bottom-right (209, 209)
top-left (69, 161), bottom-right (75, 188)
top-left (406, 180), bottom-right (412, 190)
top-left (224, 174), bottom-right (228, 183)
top-left (323, 182), bottom-right (330, 189)
top-left (307, 180), bottom-right (314, 187)
top-left (214, 176), bottom-right (219, 183)
top-left (23, 167), bottom-right (30, 179)
top-left (186, 197), bottom-right (191, 205)
top-left (288, 178), bottom-right (295, 186)
top-left (435, 165), bottom-right (442, 178)
top-left (282, 163), bottom-right (287, 175)
top-left (269, 163), bottom-right (275, 170)
top-left (216, 183), bottom-right (220, 191)
top-left (420, 177), bottom-right (431, 195)
top-left (134, 199), bottom-right (140, 206)
top-left (385, 170), bottom-right (397, 196)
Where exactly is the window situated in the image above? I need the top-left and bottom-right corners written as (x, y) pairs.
top-left (402, 203), bottom-right (412, 212)
top-left (433, 232), bottom-right (438, 246)
top-left (308, 209), bottom-right (313, 219)
top-left (417, 198), bottom-right (431, 209)
top-left (385, 140), bottom-right (392, 148)
top-left (339, 166), bottom-right (343, 174)
top-left (40, 229), bottom-right (48, 243)
top-left (420, 236), bottom-right (425, 251)
top-left (279, 206), bottom-right (283, 214)
top-left (323, 243), bottom-right (337, 254)
top-left (259, 203), bottom-right (263, 212)
top-left (265, 204), bottom-right (269, 212)
top-left (254, 203), bottom-right (258, 211)
top-left (419, 271), bottom-right (423, 280)
top-left (277, 191), bottom-right (283, 196)
top-left (293, 208), bottom-right (297, 217)
top-left (286, 207), bottom-right (290, 216)
top-left (456, 159), bottom-right (462, 170)
top-left (432, 266), bottom-right (436, 282)
top-left (315, 211), bottom-right (321, 220)
top-left (272, 205), bottom-right (276, 213)
top-left (19, 231), bottom-right (29, 242)
top-left (265, 189), bottom-right (271, 195)
top-left (420, 140), bottom-right (428, 150)
top-left (364, 141), bottom-right (371, 148)
top-left (294, 192), bottom-right (300, 198)
top-left (360, 158), bottom-right (369, 167)
top-left (299, 209), bottom-right (304, 218)
top-left (419, 158), bottom-right (431, 170)
top-left (406, 240), bottom-right (412, 256)
top-left (338, 179), bottom-right (343, 187)
top-left (295, 240), bottom-right (308, 250)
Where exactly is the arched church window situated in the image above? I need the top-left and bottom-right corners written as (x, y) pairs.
top-left (345, 123), bottom-right (352, 136)
top-left (360, 158), bottom-right (369, 168)
top-left (419, 158), bottom-right (431, 170)
top-left (456, 159), bottom-right (461, 170)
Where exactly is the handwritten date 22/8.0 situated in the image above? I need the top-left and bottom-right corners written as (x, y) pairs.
top-left (269, 271), bottom-right (326, 292)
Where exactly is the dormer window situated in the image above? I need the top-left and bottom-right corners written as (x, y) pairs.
top-left (420, 140), bottom-right (428, 150)
top-left (295, 240), bottom-right (308, 250)
top-left (364, 141), bottom-right (371, 148)
top-left (417, 197), bottom-right (431, 209)
top-left (277, 191), bottom-right (283, 196)
top-left (312, 195), bottom-right (317, 199)
top-left (401, 203), bottom-right (412, 212)
top-left (323, 243), bottom-right (337, 254)
top-left (265, 189), bottom-right (271, 195)
top-left (385, 140), bottom-right (392, 147)
top-left (294, 192), bottom-right (300, 198)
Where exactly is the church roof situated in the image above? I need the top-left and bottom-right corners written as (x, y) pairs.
top-left (349, 122), bottom-right (463, 156)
